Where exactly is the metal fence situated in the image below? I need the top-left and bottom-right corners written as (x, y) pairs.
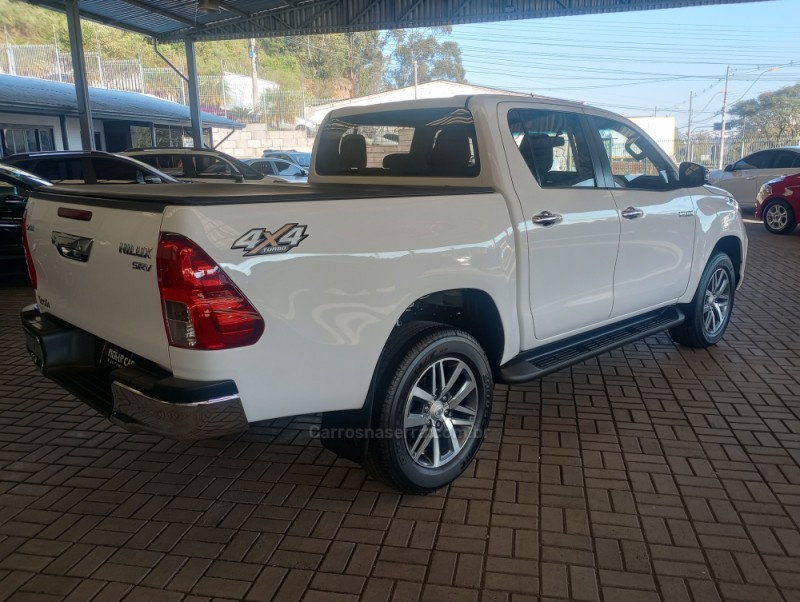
top-left (0, 41), bottom-right (333, 125)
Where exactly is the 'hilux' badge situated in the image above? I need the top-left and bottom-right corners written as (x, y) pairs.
top-left (119, 242), bottom-right (153, 259)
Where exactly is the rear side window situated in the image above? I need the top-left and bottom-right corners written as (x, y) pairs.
top-left (251, 161), bottom-right (276, 175)
top-left (33, 158), bottom-right (85, 183)
top-left (92, 158), bottom-right (143, 184)
top-left (773, 151), bottom-right (800, 169)
top-left (136, 154), bottom-right (188, 177)
top-left (316, 107), bottom-right (479, 178)
top-left (194, 156), bottom-right (233, 178)
top-left (507, 109), bottom-right (596, 188)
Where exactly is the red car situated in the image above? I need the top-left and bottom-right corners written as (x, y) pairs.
top-left (756, 173), bottom-right (800, 234)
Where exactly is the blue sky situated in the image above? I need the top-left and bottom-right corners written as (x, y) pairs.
top-left (451, 0), bottom-right (797, 129)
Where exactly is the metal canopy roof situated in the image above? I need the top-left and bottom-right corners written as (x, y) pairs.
top-left (24, 0), bottom-right (767, 42)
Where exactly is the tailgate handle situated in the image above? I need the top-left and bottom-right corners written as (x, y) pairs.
top-left (51, 231), bottom-right (93, 262)
top-left (58, 207), bottom-right (93, 221)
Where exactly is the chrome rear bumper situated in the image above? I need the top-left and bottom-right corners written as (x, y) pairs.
top-left (21, 305), bottom-right (248, 440)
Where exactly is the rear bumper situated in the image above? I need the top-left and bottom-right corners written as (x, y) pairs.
top-left (21, 306), bottom-right (248, 440)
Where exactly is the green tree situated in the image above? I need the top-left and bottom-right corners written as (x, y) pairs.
top-left (729, 84), bottom-right (800, 139)
top-left (384, 27), bottom-right (466, 89)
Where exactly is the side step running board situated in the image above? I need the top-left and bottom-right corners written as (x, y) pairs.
top-left (499, 306), bottom-right (685, 384)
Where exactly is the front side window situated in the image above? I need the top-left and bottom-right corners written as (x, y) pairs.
top-left (592, 117), bottom-right (678, 190)
top-left (316, 107), bottom-right (479, 178)
top-left (733, 150), bottom-right (774, 170)
top-left (508, 109), bottom-right (596, 188)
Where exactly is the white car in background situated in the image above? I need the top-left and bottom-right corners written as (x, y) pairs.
top-left (243, 157), bottom-right (307, 183)
top-left (708, 146), bottom-right (800, 207)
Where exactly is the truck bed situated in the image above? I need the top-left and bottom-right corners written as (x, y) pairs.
top-left (36, 182), bottom-right (495, 209)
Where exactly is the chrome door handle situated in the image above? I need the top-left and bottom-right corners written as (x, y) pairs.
top-left (745, 176), bottom-right (755, 180)
top-left (532, 211), bottom-right (563, 226)
top-left (621, 206), bottom-right (644, 220)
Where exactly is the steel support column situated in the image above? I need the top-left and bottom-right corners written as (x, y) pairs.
top-left (59, 115), bottom-right (70, 150)
top-left (185, 38), bottom-right (203, 148)
top-left (65, 0), bottom-right (95, 150)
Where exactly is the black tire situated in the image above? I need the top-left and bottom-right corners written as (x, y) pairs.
top-left (669, 252), bottom-right (735, 348)
top-left (763, 199), bottom-right (797, 234)
top-left (364, 325), bottom-right (492, 495)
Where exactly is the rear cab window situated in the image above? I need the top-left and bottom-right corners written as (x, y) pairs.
top-left (315, 107), bottom-right (479, 178)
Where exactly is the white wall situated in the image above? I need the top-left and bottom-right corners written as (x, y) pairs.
top-left (213, 124), bottom-right (312, 158)
top-left (629, 116), bottom-right (676, 158)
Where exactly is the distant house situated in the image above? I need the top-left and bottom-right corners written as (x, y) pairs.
top-left (0, 74), bottom-right (242, 157)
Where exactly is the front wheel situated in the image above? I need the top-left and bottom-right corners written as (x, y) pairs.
top-left (763, 199), bottom-right (797, 234)
top-left (365, 326), bottom-right (492, 495)
top-left (669, 253), bottom-right (735, 348)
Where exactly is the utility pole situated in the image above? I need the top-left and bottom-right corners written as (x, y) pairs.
top-left (249, 38), bottom-right (259, 116)
top-left (413, 59), bottom-right (418, 99)
top-left (718, 65), bottom-right (731, 169)
top-left (687, 91), bottom-right (694, 162)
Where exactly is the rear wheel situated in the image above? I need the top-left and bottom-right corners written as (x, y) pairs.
top-left (669, 253), bottom-right (735, 348)
top-left (365, 325), bottom-right (492, 495)
top-left (763, 199), bottom-right (797, 234)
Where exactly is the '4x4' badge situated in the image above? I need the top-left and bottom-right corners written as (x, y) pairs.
top-left (231, 223), bottom-right (308, 256)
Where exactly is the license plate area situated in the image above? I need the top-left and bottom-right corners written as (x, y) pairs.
top-left (99, 341), bottom-right (139, 370)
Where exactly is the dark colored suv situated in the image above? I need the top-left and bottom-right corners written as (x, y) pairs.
top-left (0, 164), bottom-right (51, 272)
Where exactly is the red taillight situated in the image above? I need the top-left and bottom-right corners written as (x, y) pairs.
top-left (156, 232), bottom-right (264, 350)
top-left (21, 211), bottom-right (37, 289)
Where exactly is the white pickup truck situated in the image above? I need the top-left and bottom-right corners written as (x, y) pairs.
top-left (21, 95), bottom-right (747, 494)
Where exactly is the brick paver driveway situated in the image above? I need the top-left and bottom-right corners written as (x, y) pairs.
top-left (1, 221), bottom-right (799, 601)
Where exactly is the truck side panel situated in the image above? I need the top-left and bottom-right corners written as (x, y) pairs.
top-left (161, 193), bottom-right (518, 422)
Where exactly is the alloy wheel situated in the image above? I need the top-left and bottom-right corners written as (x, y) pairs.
top-left (702, 267), bottom-right (730, 336)
top-left (403, 357), bottom-right (478, 469)
top-left (765, 203), bottom-right (789, 231)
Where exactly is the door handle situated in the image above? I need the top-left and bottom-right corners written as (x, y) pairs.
top-left (745, 176), bottom-right (755, 180)
top-left (51, 231), bottom-right (93, 262)
top-left (621, 206), bottom-right (644, 220)
top-left (532, 211), bottom-right (563, 226)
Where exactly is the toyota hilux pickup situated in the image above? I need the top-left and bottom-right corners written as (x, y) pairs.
top-left (20, 95), bottom-right (747, 494)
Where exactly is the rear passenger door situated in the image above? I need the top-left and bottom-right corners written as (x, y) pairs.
top-left (500, 104), bottom-right (620, 341)
top-left (585, 114), bottom-right (695, 317)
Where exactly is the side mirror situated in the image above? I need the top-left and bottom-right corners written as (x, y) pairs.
top-left (679, 162), bottom-right (708, 188)
top-left (724, 164), bottom-right (734, 172)
top-left (233, 173), bottom-right (245, 183)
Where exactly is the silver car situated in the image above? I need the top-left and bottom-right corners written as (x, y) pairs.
top-left (708, 146), bottom-right (800, 206)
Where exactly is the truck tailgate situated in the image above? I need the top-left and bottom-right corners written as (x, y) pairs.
top-left (25, 193), bottom-right (170, 368)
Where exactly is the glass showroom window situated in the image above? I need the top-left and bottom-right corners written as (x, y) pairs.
top-left (0, 126), bottom-right (56, 156)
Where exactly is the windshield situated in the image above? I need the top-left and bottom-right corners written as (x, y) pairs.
top-left (315, 107), bottom-right (480, 178)
top-left (0, 163), bottom-right (53, 188)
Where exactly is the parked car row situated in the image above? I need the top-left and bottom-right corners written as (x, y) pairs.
top-left (708, 145), bottom-right (800, 234)
top-left (0, 146), bottom-right (311, 273)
